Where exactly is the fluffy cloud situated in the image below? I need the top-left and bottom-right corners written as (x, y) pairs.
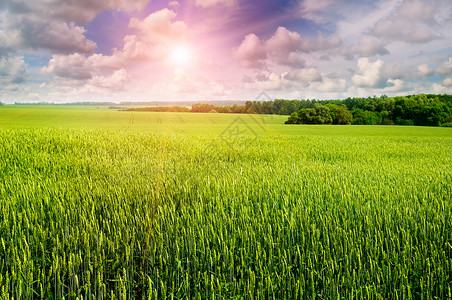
top-left (300, 33), bottom-right (342, 52)
top-left (265, 27), bottom-right (306, 67)
top-left (0, 0), bottom-right (150, 57)
top-left (310, 76), bottom-right (347, 93)
top-left (0, 31), bottom-right (16, 57)
top-left (266, 27), bottom-right (341, 55)
top-left (41, 8), bottom-right (187, 93)
top-left (348, 59), bottom-right (410, 92)
top-left (234, 26), bottom-right (341, 69)
top-left (438, 58), bottom-right (452, 75)
top-left (144, 68), bottom-right (231, 99)
top-left (242, 68), bottom-right (347, 96)
top-left (417, 63), bottom-right (433, 77)
top-left (351, 58), bottom-right (385, 87)
top-left (129, 8), bottom-right (187, 45)
top-left (382, 79), bottom-right (409, 93)
top-left (260, 72), bottom-right (292, 91)
top-left (285, 68), bottom-right (322, 83)
top-left (397, 0), bottom-right (437, 23)
top-left (0, 55), bottom-right (27, 84)
top-left (344, 35), bottom-right (389, 58)
top-left (2, 0), bottom-right (149, 24)
top-left (89, 69), bottom-right (130, 90)
top-left (432, 82), bottom-right (452, 94)
top-left (42, 68), bottom-right (132, 95)
top-left (299, 0), bottom-right (335, 23)
top-left (232, 34), bottom-right (267, 69)
top-left (42, 53), bottom-right (92, 80)
top-left (443, 77), bottom-right (452, 87)
top-left (194, 0), bottom-right (237, 8)
top-left (89, 35), bottom-right (166, 69)
top-left (3, 15), bottom-right (96, 54)
top-left (371, 0), bottom-right (441, 43)
top-left (266, 27), bottom-right (303, 56)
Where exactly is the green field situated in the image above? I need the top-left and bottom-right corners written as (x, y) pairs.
top-left (0, 106), bottom-right (451, 299)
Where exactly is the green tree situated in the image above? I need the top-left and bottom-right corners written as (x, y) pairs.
top-left (295, 104), bottom-right (332, 124)
top-left (191, 103), bottom-right (215, 113)
top-left (352, 109), bottom-right (381, 125)
top-left (335, 105), bottom-right (352, 125)
top-left (285, 112), bottom-right (299, 124)
top-left (297, 108), bottom-right (314, 124)
top-left (313, 104), bottom-right (332, 124)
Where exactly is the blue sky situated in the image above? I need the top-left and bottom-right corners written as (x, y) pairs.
top-left (0, 0), bottom-right (452, 103)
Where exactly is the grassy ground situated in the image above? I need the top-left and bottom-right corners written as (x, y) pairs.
top-left (1, 105), bottom-right (451, 137)
top-left (0, 105), bottom-right (451, 299)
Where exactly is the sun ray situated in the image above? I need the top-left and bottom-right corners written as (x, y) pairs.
top-left (168, 45), bottom-right (192, 66)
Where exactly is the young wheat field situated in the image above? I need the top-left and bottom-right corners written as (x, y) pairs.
top-left (0, 106), bottom-right (451, 299)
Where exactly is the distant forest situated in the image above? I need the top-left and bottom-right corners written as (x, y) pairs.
top-left (281, 94), bottom-right (452, 127)
top-left (127, 94), bottom-right (452, 127)
top-left (4, 94), bottom-right (451, 127)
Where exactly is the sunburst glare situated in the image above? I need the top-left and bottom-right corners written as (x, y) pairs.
top-left (168, 45), bottom-right (192, 66)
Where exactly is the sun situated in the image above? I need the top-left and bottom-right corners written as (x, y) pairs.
top-left (168, 45), bottom-right (192, 66)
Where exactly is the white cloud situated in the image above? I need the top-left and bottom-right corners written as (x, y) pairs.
top-left (438, 58), bottom-right (452, 75)
top-left (300, 32), bottom-right (342, 52)
top-left (432, 82), bottom-right (452, 94)
top-left (443, 77), bottom-right (452, 87)
top-left (0, 55), bottom-right (27, 84)
top-left (0, 11), bottom-right (97, 54)
top-left (382, 79), bottom-right (409, 93)
top-left (234, 26), bottom-right (341, 69)
top-left (143, 68), bottom-right (232, 99)
top-left (41, 9), bottom-right (187, 94)
top-left (351, 58), bottom-right (385, 87)
top-left (89, 69), bottom-right (130, 90)
top-left (15, 18), bottom-right (96, 54)
top-left (241, 68), bottom-right (347, 97)
top-left (42, 53), bottom-right (92, 80)
top-left (344, 35), bottom-right (389, 58)
top-left (285, 68), bottom-right (322, 83)
top-left (0, 0), bottom-right (151, 57)
top-left (169, 1), bottom-right (179, 7)
top-left (261, 72), bottom-right (292, 91)
top-left (4, 0), bottom-right (149, 24)
top-left (310, 76), bottom-right (347, 93)
top-left (265, 27), bottom-right (341, 54)
top-left (397, 0), bottom-right (437, 22)
top-left (129, 8), bottom-right (187, 45)
top-left (172, 68), bottom-right (198, 93)
top-left (265, 27), bottom-right (306, 67)
top-left (0, 28), bottom-right (18, 56)
top-left (371, 0), bottom-right (442, 43)
top-left (417, 63), bottom-right (433, 77)
top-left (299, 0), bottom-right (335, 23)
top-left (194, 0), bottom-right (237, 8)
top-left (232, 34), bottom-right (267, 69)
top-left (89, 35), bottom-right (166, 69)
top-left (266, 27), bottom-right (303, 56)
top-left (336, 0), bottom-right (400, 39)
top-left (279, 53), bottom-right (306, 68)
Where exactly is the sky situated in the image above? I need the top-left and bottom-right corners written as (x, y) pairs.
top-left (0, 0), bottom-right (452, 103)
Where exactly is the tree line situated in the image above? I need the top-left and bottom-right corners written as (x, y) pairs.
top-left (126, 103), bottom-right (249, 114)
top-left (7, 94), bottom-right (452, 126)
top-left (127, 94), bottom-right (452, 127)
top-left (279, 94), bottom-right (452, 127)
